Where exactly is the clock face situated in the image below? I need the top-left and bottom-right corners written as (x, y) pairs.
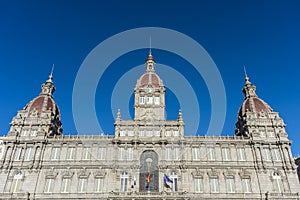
top-left (147, 87), bottom-right (153, 93)
top-left (249, 89), bottom-right (254, 95)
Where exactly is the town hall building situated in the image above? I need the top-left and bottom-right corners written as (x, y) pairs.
top-left (0, 52), bottom-right (299, 199)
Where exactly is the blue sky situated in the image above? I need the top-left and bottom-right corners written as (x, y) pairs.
top-left (0, 1), bottom-right (299, 155)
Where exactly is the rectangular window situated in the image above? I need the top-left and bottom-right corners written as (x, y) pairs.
top-left (226, 178), bottom-right (235, 193)
top-left (210, 178), bottom-right (219, 193)
top-left (0, 146), bottom-right (3, 159)
top-left (154, 131), bottom-right (160, 137)
top-left (127, 148), bottom-right (133, 160)
top-left (262, 148), bottom-right (271, 161)
top-left (24, 147), bottom-right (32, 161)
top-left (146, 96), bottom-right (153, 104)
top-left (268, 130), bottom-right (275, 137)
top-left (242, 178), bottom-right (252, 193)
top-left (120, 131), bottom-right (126, 136)
top-left (173, 130), bottom-right (179, 137)
top-left (146, 131), bottom-right (152, 137)
top-left (222, 148), bottom-right (231, 161)
top-left (192, 147), bottom-right (200, 160)
top-left (82, 147), bottom-right (91, 160)
top-left (260, 130), bottom-right (266, 137)
top-left (95, 178), bottom-right (104, 192)
top-left (139, 130), bottom-right (145, 137)
top-left (21, 129), bottom-right (29, 136)
top-left (170, 173), bottom-right (178, 192)
top-left (120, 172), bottom-right (128, 192)
top-left (44, 178), bottom-right (54, 193)
top-left (274, 177), bottom-right (284, 193)
top-left (194, 178), bottom-right (203, 192)
top-left (139, 96), bottom-right (145, 104)
top-left (31, 129), bottom-right (37, 136)
top-left (128, 130), bottom-right (134, 136)
top-left (237, 147), bottom-right (246, 161)
top-left (165, 130), bottom-right (172, 136)
top-left (66, 147), bottom-right (75, 160)
top-left (174, 147), bottom-right (180, 160)
top-left (10, 179), bottom-right (21, 193)
top-left (14, 147), bottom-right (23, 161)
top-left (78, 178), bottom-right (87, 193)
top-left (98, 147), bottom-right (106, 160)
top-left (119, 148), bottom-right (125, 160)
top-left (119, 148), bottom-right (133, 160)
top-left (273, 149), bottom-right (282, 161)
top-left (165, 147), bottom-right (172, 160)
top-left (61, 178), bottom-right (70, 193)
top-left (154, 96), bottom-right (160, 105)
top-left (207, 147), bottom-right (216, 160)
top-left (51, 147), bottom-right (60, 160)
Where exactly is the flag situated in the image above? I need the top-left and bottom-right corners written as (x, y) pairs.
top-left (131, 176), bottom-right (136, 188)
top-left (146, 172), bottom-right (151, 183)
top-left (164, 174), bottom-right (173, 189)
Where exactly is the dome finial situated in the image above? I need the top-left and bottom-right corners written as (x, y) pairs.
top-left (242, 66), bottom-right (257, 99)
top-left (47, 64), bottom-right (54, 83)
top-left (243, 65), bottom-right (251, 84)
top-left (146, 36), bottom-right (155, 63)
top-left (149, 35), bottom-right (152, 56)
top-left (42, 64), bottom-right (56, 96)
top-left (244, 65), bottom-right (249, 81)
top-left (145, 38), bottom-right (155, 72)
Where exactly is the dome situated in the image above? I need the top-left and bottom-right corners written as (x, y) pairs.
top-left (135, 52), bottom-right (164, 89)
top-left (237, 75), bottom-right (273, 119)
top-left (138, 73), bottom-right (162, 88)
top-left (22, 70), bottom-right (61, 120)
top-left (25, 96), bottom-right (60, 118)
top-left (238, 97), bottom-right (272, 119)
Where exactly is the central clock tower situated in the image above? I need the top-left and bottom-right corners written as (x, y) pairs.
top-left (133, 52), bottom-right (166, 121)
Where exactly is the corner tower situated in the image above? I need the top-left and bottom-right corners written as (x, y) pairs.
top-left (8, 69), bottom-right (62, 139)
top-left (235, 74), bottom-right (287, 141)
top-left (133, 52), bottom-right (166, 121)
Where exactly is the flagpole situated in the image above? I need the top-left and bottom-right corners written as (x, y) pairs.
top-left (163, 173), bottom-right (165, 193)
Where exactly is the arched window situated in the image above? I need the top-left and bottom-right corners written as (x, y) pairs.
top-left (170, 171), bottom-right (178, 192)
top-left (139, 150), bottom-right (159, 192)
top-left (272, 172), bottom-right (284, 193)
top-left (120, 172), bottom-right (128, 192)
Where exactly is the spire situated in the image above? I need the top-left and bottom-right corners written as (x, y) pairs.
top-left (41, 65), bottom-right (56, 96)
top-left (244, 66), bottom-right (251, 85)
top-left (117, 108), bottom-right (121, 120)
top-left (178, 109), bottom-right (183, 123)
top-left (149, 35), bottom-right (152, 56)
top-left (46, 64), bottom-right (54, 83)
top-left (146, 50), bottom-right (155, 72)
top-left (242, 67), bottom-right (257, 99)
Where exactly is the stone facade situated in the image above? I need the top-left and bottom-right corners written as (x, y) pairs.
top-left (296, 157), bottom-right (300, 182)
top-left (0, 53), bottom-right (299, 199)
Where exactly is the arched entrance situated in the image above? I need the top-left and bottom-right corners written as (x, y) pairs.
top-left (139, 150), bottom-right (159, 192)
